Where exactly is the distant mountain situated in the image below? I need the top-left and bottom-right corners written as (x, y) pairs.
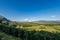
top-left (0, 16), bottom-right (10, 22)
top-left (34, 20), bottom-right (60, 24)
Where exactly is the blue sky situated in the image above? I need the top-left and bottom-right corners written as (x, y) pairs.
top-left (0, 0), bottom-right (60, 21)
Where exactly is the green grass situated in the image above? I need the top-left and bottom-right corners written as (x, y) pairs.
top-left (0, 31), bottom-right (21, 40)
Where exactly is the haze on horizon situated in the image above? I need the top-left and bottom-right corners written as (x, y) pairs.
top-left (0, 0), bottom-right (60, 22)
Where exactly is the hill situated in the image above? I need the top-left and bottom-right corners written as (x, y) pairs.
top-left (0, 16), bottom-right (9, 21)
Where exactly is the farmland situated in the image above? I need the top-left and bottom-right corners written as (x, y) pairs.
top-left (21, 25), bottom-right (60, 32)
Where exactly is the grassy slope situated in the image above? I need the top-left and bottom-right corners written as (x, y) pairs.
top-left (0, 31), bottom-right (21, 40)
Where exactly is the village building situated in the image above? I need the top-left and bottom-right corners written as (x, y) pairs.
top-left (16, 25), bottom-right (23, 28)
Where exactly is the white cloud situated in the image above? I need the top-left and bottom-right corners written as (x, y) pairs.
top-left (23, 18), bottom-right (34, 22)
top-left (51, 15), bottom-right (56, 18)
top-left (24, 18), bottom-right (29, 21)
top-left (20, 17), bottom-right (40, 22)
top-left (23, 18), bottom-right (32, 22)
